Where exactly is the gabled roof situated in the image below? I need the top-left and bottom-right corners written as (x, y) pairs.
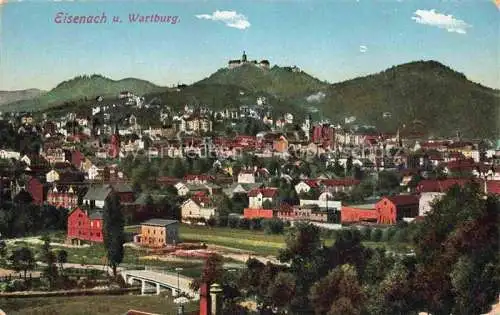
top-left (383, 195), bottom-right (419, 206)
top-left (248, 188), bottom-right (279, 197)
top-left (83, 184), bottom-right (112, 200)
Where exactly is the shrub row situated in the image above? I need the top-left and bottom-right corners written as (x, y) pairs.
top-left (321, 226), bottom-right (410, 243)
top-left (198, 216), bottom-right (286, 234)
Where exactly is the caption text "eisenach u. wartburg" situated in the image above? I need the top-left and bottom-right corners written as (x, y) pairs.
top-left (54, 12), bottom-right (180, 24)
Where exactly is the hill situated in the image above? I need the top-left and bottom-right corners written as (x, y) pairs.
top-left (0, 89), bottom-right (44, 106)
top-left (194, 64), bottom-right (329, 99)
top-left (1, 75), bottom-right (165, 112)
top-left (316, 60), bottom-right (500, 138)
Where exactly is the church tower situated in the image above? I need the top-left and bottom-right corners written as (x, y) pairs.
top-left (242, 51), bottom-right (247, 63)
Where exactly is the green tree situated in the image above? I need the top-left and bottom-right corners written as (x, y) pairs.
top-left (9, 247), bottom-right (35, 279)
top-left (309, 264), bottom-right (366, 315)
top-left (103, 193), bottom-right (125, 277)
top-left (39, 235), bottom-right (58, 290)
top-left (267, 272), bottom-right (296, 313)
top-left (190, 253), bottom-right (224, 291)
top-left (57, 250), bottom-right (68, 275)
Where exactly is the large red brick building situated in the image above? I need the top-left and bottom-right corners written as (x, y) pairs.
top-left (67, 207), bottom-right (103, 244)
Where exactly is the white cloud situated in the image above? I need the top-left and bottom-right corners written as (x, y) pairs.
top-left (359, 45), bottom-right (368, 53)
top-left (306, 92), bottom-right (326, 103)
top-left (195, 10), bottom-right (250, 30)
top-left (412, 9), bottom-right (471, 34)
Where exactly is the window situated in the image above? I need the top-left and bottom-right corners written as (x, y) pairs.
top-left (96, 232), bottom-right (100, 237)
top-left (90, 222), bottom-right (94, 228)
top-left (97, 221), bottom-right (100, 228)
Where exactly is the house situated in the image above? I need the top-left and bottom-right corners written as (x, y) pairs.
top-left (47, 185), bottom-right (79, 209)
top-left (181, 197), bottom-right (217, 223)
top-left (247, 188), bottom-right (279, 209)
top-left (222, 183), bottom-right (261, 198)
top-left (0, 150), bottom-right (20, 160)
top-left (376, 195), bottom-right (419, 224)
top-left (175, 182), bottom-right (190, 196)
top-left (83, 185), bottom-right (112, 208)
top-left (46, 169), bottom-right (61, 183)
top-left (237, 170), bottom-right (256, 184)
top-left (299, 192), bottom-right (341, 210)
top-left (294, 179), bottom-right (319, 194)
top-left (320, 178), bottom-right (361, 193)
top-left (486, 180), bottom-right (500, 195)
top-left (416, 179), bottom-right (476, 193)
top-left (273, 136), bottom-right (288, 153)
top-left (184, 175), bottom-right (214, 185)
top-left (135, 219), bottom-right (179, 247)
top-left (419, 192), bottom-right (445, 216)
top-left (341, 203), bottom-right (378, 224)
top-left (67, 207), bottom-right (103, 244)
top-left (26, 176), bottom-right (49, 205)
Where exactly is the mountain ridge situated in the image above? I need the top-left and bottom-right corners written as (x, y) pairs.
top-left (1, 60), bottom-right (498, 138)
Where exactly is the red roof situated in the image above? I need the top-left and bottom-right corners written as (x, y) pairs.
top-left (416, 179), bottom-right (476, 193)
top-left (248, 188), bottom-right (279, 198)
top-left (384, 195), bottom-right (419, 206)
top-left (321, 178), bottom-right (361, 187)
top-left (304, 179), bottom-right (320, 188)
top-left (486, 180), bottom-right (500, 195)
top-left (184, 174), bottom-right (214, 181)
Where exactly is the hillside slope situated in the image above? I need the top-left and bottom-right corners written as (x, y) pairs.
top-left (195, 64), bottom-right (328, 98)
top-left (0, 89), bottom-right (44, 106)
top-left (1, 75), bottom-right (165, 112)
top-left (318, 61), bottom-right (499, 138)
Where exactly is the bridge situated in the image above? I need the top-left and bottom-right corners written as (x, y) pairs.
top-left (121, 269), bottom-right (198, 300)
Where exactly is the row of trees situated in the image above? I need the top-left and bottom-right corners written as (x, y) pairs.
top-left (192, 183), bottom-right (499, 315)
top-left (204, 216), bottom-right (286, 235)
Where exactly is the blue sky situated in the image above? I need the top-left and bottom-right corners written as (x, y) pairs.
top-left (1, 0), bottom-right (498, 91)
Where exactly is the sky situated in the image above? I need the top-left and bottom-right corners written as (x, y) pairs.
top-left (0, 0), bottom-right (499, 91)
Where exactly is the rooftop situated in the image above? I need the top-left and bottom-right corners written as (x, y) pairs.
top-left (141, 219), bottom-right (179, 227)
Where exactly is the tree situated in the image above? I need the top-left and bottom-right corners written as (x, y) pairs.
top-left (309, 264), bottom-right (366, 315)
top-left (267, 272), bottom-right (296, 313)
top-left (40, 235), bottom-right (58, 290)
top-left (57, 250), bottom-right (68, 274)
top-left (346, 156), bottom-right (353, 176)
top-left (263, 218), bottom-right (285, 234)
top-left (409, 184), bottom-right (499, 314)
top-left (190, 253), bottom-right (224, 291)
top-left (9, 247), bottom-right (35, 279)
top-left (103, 193), bottom-right (125, 277)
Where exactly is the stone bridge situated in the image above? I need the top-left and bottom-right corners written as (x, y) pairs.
top-left (121, 269), bottom-right (198, 300)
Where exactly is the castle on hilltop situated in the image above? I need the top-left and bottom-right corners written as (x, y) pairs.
top-left (228, 51), bottom-right (270, 70)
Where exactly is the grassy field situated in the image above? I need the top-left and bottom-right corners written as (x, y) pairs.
top-left (0, 295), bottom-right (198, 315)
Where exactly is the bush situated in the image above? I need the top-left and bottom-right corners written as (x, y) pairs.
top-left (370, 228), bottom-right (382, 242)
top-left (217, 216), bottom-right (228, 227)
top-left (250, 218), bottom-right (263, 230)
top-left (238, 218), bottom-right (250, 229)
top-left (392, 229), bottom-right (408, 243)
top-left (263, 218), bottom-right (285, 235)
top-left (228, 216), bottom-right (239, 229)
top-left (359, 227), bottom-right (371, 241)
top-left (381, 228), bottom-right (391, 242)
top-left (206, 216), bottom-right (216, 227)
